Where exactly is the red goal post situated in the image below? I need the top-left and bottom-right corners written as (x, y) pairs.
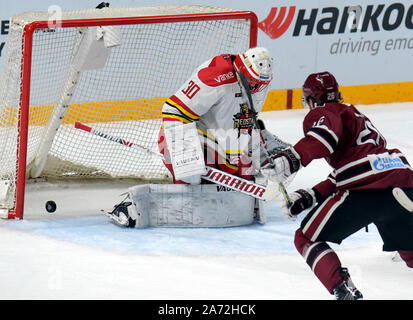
top-left (0, 6), bottom-right (258, 219)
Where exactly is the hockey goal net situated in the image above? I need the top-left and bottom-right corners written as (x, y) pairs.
top-left (0, 5), bottom-right (257, 219)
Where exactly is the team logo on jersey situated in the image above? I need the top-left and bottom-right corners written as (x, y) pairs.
top-left (233, 103), bottom-right (254, 133)
top-left (369, 153), bottom-right (406, 172)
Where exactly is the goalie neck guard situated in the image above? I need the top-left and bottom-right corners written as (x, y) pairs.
top-left (233, 47), bottom-right (273, 93)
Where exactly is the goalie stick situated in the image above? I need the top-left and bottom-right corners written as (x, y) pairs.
top-left (74, 121), bottom-right (279, 201)
top-left (392, 187), bottom-right (413, 212)
top-left (237, 72), bottom-right (292, 207)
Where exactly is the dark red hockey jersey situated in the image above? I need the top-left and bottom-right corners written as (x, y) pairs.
top-left (293, 102), bottom-right (413, 198)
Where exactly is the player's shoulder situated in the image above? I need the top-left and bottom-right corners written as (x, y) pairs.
top-left (325, 101), bottom-right (356, 112)
top-left (303, 102), bottom-right (351, 129)
top-left (306, 102), bottom-right (355, 119)
top-left (197, 54), bottom-right (237, 87)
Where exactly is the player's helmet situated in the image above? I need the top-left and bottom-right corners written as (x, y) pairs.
top-left (302, 71), bottom-right (342, 108)
top-left (233, 47), bottom-right (273, 93)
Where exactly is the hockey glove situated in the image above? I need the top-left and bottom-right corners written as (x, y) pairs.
top-left (258, 120), bottom-right (292, 156)
top-left (281, 188), bottom-right (316, 221)
top-left (261, 148), bottom-right (301, 182)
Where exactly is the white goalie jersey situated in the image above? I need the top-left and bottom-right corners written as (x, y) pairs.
top-left (161, 54), bottom-right (269, 169)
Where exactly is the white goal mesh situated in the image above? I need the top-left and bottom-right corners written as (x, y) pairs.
top-left (0, 5), bottom-right (257, 218)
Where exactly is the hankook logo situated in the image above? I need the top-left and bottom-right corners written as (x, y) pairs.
top-left (259, 3), bottom-right (413, 39)
top-left (258, 6), bottom-right (296, 39)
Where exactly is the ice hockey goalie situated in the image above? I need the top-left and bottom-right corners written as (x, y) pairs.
top-left (104, 47), bottom-right (291, 228)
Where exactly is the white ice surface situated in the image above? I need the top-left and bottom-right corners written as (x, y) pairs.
top-left (1, 102), bottom-right (413, 300)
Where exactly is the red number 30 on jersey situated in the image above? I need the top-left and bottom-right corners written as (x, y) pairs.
top-left (182, 80), bottom-right (200, 99)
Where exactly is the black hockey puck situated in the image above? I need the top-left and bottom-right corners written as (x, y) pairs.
top-left (45, 200), bottom-right (57, 213)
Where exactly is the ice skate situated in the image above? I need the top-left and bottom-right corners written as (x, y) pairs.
top-left (103, 200), bottom-right (136, 228)
top-left (333, 268), bottom-right (363, 300)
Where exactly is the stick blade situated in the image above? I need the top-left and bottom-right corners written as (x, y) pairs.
top-left (392, 187), bottom-right (413, 212)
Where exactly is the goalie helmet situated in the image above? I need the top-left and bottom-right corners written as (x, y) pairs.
top-left (302, 71), bottom-right (342, 108)
top-left (233, 47), bottom-right (273, 93)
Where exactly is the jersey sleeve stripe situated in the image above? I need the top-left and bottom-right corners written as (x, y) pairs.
top-left (168, 96), bottom-right (200, 120)
top-left (162, 105), bottom-right (195, 122)
top-left (307, 131), bottom-right (334, 154)
top-left (162, 113), bottom-right (191, 124)
top-left (308, 127), bottom-right (338, 149)
top-left (313, 125), bottom-right (339, 143)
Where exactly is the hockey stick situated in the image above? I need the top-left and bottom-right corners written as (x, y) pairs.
top-left (392, 187), bottom-right (413, 212)
top-left (237, 73), bottom-right (292, 206)
top-left (74, 121), bottom-right (278, 201)
top-left (74, 121), bottom-right (162, 156)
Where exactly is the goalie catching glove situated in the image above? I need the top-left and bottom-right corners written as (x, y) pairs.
top-left (261, 148), bottom-right (301, 182)
top-left (281, 188), bottom-right (316, 221)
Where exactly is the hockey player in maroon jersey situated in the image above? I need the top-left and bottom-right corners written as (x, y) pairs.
top-left (262, 71), bottom-right (413, 300)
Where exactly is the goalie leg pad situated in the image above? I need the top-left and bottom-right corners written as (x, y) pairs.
top-left (254, 198), bottom-right (266, 224)
top-left (125, 184), bottom-right (258, 228)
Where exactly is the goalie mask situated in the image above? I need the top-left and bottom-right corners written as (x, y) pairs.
top-left (233, 47), bottom-right (273, 93)
top-left (302, 71), bottom-right (342, 109)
